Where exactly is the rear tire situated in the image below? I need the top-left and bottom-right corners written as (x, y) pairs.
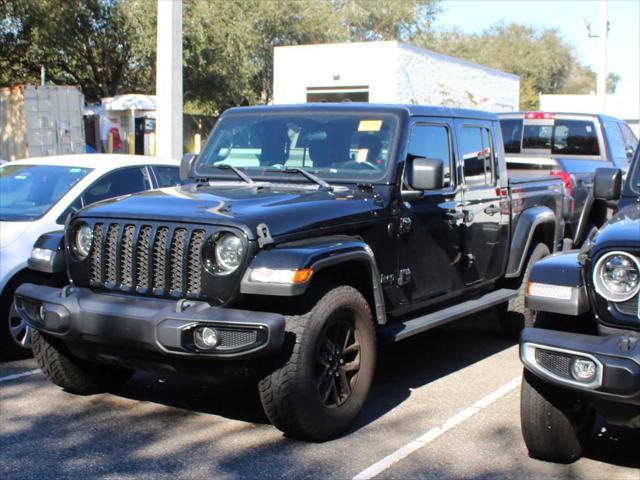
top-left (258, 285), bottom-right (376, 441)
top-left (32, 330), bottom-right (134, 394)
top-left (520, 369), bottom-right (594, 463)
top-left (499, 242), bottom-right (550, 337)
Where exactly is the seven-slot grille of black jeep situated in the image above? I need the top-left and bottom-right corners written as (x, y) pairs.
top-left (88, 222), bottom-right (207, 298)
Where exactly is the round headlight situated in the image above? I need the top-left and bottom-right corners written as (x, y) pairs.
top-left (214, 232), bottom-right (244, 273)
top-left (73, 223), bottom-right (93, 259)
top-left (593, 252), bottom-right (640, 302)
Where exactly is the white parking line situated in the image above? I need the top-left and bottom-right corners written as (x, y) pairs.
top-left (352, 376), bottom-right (522, 480)
top-left (0, 369), bottom-right (40, 383)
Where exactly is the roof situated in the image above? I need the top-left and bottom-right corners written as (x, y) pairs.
top-left (496, 111), bottom-right (606, 119)
top-left (5, 154), bottom-right (179, 172)
top-left (225, 103), bottom-right (498, 121)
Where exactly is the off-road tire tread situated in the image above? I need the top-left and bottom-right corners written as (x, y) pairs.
top-left (32, 330), bottom-right (133, 394)
top-left (258, 285), bottom-right (375, 441)
top-left (520, 369), bottom-right (586, 463)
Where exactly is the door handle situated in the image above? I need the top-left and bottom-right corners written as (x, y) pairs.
top-left (484, 205), bottom-right (502, 215)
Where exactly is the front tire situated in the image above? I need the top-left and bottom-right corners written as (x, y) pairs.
top-left (499, 242), bottom-right (550, 337)
top-left (258, 285), bottom-right (376, 441)
top-left (520, 369), bottom-right (594, 463)
top-left (32, 330), bottom-right (134, 394)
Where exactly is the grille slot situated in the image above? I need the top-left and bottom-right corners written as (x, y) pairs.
top-left (135, 226), bottom-right (153, 291)
top-left (104, 224), bottom-right (120, 286)
top-left (170, 229), bottom-right (187, 295)
top-left (187, 230), bottom-right (206, 295)
top-left (152, 227), bottom-right (169, 293)
top-left (90, 223), bottom-right (104, 285)
top-left (85, 222), bottom-right (213, 299)
top-left (120, 225), bottom-right (136, 289)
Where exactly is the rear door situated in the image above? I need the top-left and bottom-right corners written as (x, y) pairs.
top-left (455, 119), bottom-right (508, 286)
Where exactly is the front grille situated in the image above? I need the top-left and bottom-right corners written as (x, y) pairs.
top-left (535, 348), bottom-right (572, 379)
top-left (89, 223), bottom-right (206, 298)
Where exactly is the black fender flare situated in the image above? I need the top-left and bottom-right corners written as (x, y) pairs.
top-left (240, 235), bottom-right (387, 324)
top-left (524, 251), bottom-right (590, 316)
top-left (505, 206), bottom-right (559, 278)
top-left (28, 230), bottom-right (66, 274)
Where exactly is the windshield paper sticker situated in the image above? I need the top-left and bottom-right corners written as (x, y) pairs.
top-left (358, 120), bottom-right (382, 132)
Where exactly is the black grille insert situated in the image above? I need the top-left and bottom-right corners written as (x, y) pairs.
top-left (88, 223), bottom-right (205, 298)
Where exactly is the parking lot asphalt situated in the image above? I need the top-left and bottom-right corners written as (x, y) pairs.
top-left (1, 314), bottom-right (639, 480)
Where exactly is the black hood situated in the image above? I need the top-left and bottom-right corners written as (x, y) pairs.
top-left (78, 183), bottom-right (389, 241)
top-left (592, 202), bottom-right (640, 252)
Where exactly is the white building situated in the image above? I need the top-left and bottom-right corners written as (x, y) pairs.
top-left (273, 41), bottom-right (520, 112)
top-left (540, 93), bottom-right (640, 136)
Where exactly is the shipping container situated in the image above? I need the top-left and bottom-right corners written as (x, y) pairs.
top-left (0, 85), bottom-right (86, 161)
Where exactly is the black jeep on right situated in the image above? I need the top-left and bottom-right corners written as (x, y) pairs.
top-left (519, 143), bottom-right (640, 463)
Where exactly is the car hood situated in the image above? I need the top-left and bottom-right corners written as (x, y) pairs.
top-left (77, 183), bottom-right (388, 240)
top-left (592, 202), bottom-right (640, 251)
top-left (0, 221), bottom-right (32, 249)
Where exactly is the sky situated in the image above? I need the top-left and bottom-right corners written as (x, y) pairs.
top-left (433, 0), bottom-right (640, 100)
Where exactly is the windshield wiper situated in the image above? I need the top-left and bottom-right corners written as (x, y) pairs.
top-left (215, 164), bottom-right (255, 184)
top-left (270, 167), bottom-right (333, 191)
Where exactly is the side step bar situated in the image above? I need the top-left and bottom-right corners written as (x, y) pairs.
top-left (379, 288), bottom-right (518, 342)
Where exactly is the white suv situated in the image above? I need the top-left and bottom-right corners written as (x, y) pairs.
top-left (0, 154), bottom-right (180, 359)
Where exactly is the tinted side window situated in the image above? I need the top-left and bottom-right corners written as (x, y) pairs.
top-left (552, 120), bottom-right (600, 155)
top-left (499, 119), bottom-right (522, 153)
top-left (603, 119), bottom-right (628, 162)
top-left (461, 127), bottom-right (494, 187)
top-left (154, 166), bottom-right (181, 187)
top-left (83, 167), bottom-right (148, 205)
top-left (407, 125), bottom-right (452, 187)
top-left (619, 123), bottom-right (638, 152)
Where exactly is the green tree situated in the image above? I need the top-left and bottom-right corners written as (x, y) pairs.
top-left (419, 22), bottom-right (620, 109)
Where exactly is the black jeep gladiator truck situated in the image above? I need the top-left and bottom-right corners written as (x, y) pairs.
top-left (520, 143), bottom-right (640, 463)
top-left (16, 104), bottom-right (566, 441)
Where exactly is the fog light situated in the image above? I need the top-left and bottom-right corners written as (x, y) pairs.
top-left (193, 327), bottom-right (219, 350)
top-left (571, 358), bottom-right (597, 382)
top-left (38, 305), bottom-right (46, 322)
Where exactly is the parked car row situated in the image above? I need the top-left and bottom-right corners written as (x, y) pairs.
top-left (4, 105), bottom-right (638, 465)
top-left (0, 155), bottom-right (180, 358)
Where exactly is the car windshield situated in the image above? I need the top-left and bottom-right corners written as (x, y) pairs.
top-left (195, 112), bottom-right (399, 184)
top-left (0, 164), bottom-right (92, 221)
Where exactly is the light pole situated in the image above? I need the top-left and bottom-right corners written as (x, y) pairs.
top-left (596, 0), bottom-right (608, 111)
top-left (155, 0), bottom-right (183, 159)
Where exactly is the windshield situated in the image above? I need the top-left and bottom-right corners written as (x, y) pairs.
top-left (195, 112), bottom-right (399, 183)
top-left (0, 164), bottom-right (92, 221)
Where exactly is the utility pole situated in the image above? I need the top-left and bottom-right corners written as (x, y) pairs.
top-left (596, 0), bottom-right (608, 111)
top-left (155, 0), bottom-right (183, 159)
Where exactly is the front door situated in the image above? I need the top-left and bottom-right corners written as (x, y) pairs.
top-left (455, 120), bottom-right (509, 286)
top-left (397, 119), bottom-right (466, 308)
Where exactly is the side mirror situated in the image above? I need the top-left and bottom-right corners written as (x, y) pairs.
top-left (180, 153), bottom-right (197, 181)
top-left (407, 157), bottom-right (444, 191)
top-left (593, 167), bottom-right (622, 201)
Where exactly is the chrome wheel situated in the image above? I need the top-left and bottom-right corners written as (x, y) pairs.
top-left (8, 300), bottom-right (31, 349)
top-left (314, 312), bottom-right (361, 408)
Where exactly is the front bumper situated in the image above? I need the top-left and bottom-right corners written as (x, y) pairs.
top-left (520, 327), bottom-right (640, 406)
top-left (15, 283), bottom-right (286, 364)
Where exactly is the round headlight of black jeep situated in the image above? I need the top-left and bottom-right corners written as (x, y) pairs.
top-left (72, 223), bottom-right (93, 259)
top-left (593, 251), bottom-right (640, 302)
top-left (214, 232), bottom-right (244, 273)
